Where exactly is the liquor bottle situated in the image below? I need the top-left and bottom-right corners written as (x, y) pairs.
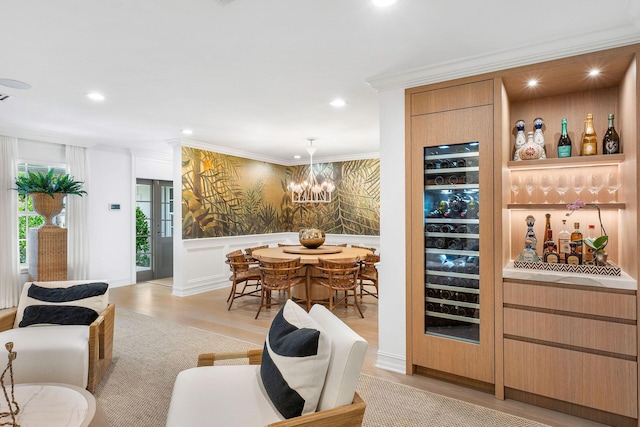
top-left (566, 242), bottom-right (582, 265)
top-left (533, 117), bottom-right (547, 159)
top-left (557, 219), bottom-right (571, 263)
top-left (543, 213), bottom-right (552, 244)
top-left (581, 113), bottom-right (598, 156)
top-left (571, 222), bottom-right (583, 256)
top-left (518, 238), bottom-right (539, 263)
top-left (543, 230), bottom-right (561, 263)
top-left (513, 119), bottom-right (526, 160)
top-left (557, 118), bottom-right (572, 158)
top-left (602, 113), bottom-right (620, 154)
top-left (583, 224), bottom-right (596, 265)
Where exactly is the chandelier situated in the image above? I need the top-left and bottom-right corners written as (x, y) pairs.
top-left (288, 139), bottom-right (335, 203)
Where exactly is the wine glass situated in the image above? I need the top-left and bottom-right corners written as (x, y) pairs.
top-left (524, 175), bottom-right (536, 203)
top-left (539, 175), bottom-right (552, 203)
top-left (555, 175), bottom-right (569, 203)
top-left (572, 174), bottom-right (585, 199)
top-left (510, 174), bottom-right (521, 203)
top-left (588, 173), bottom-right (604, 203)
top-left (606, 172), bottom-right (621, 202)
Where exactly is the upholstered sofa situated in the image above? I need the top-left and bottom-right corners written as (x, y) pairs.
top-left (0, 280), bottom-right (114, 392)
top-left (166, 300), bottom-right (368, 426)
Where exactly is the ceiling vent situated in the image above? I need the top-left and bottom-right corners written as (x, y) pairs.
top-left (0, 93), bottom-right (11, 101)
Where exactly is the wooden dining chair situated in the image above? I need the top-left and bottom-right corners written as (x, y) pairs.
top-left (256, 257), bottom-right (307, 319)
top-left (313, 258), bottom-right (363, 318)
top-left (225, 251), bottom-right (262, 310)
top-left (244, 245), bottom-right (268, 261)
top-left (359, 253), bottom-right (380, 299)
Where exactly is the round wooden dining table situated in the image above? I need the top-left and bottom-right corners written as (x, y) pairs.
top-left (251, 246), bottom-right (372, 308)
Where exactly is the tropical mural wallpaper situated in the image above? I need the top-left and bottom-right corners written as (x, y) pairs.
top-left (182, 147), bottom-right (379, 239)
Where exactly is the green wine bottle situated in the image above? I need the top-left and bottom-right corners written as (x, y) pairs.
top-left (557, 118), bottom-right (572, 158)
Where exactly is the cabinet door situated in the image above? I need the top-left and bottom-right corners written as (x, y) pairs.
top-left (410, 105), bottom-right (494, 384)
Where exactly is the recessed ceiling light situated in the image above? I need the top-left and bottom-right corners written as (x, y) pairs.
top-left (589, 69), bottom-right (600, 77)
top-left (329, 98), bottom-right (347, 107)
top-left (373, 0), bottom-right (397, 6)
top-left (294, 155), bottom-right (301, 160)
top-left (181, 129), bottom-right (193, 135)
top-left (85, 92), bottom-right (105, 101)
top-left (527, 79), bottom-right (538, 87)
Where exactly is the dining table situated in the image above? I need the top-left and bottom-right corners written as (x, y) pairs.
top-left (251, 245), bottom-right (373, 308)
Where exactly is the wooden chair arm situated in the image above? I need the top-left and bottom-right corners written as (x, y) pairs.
top-left (0, 308), bottom-right (17, 332)
top-left (197, 349), bottom-right (263, 367)
top-left (268, 392), bottom-right (366, 427)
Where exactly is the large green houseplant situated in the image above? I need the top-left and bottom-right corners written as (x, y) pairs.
top-left (15, 169), bottom-right (87, 226)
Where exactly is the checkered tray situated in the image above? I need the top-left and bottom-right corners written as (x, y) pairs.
top-left (513, 260), bottom-right (621, 276)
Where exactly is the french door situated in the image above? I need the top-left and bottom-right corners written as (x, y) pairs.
top-left (136, 179), bottom-right (174, 282)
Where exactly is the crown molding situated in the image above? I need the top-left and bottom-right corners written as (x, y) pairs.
top-left (0, 125), bottom-right (96, 148)
top-left (130, 148), bottom-right (173, 163)
top-left (367, 25), bottom-right (640, 92)
top-left (177, 138), bottom-right (378, 166)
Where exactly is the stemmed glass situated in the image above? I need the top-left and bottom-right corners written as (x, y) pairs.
top-left (555, 175), bottom-right (569, 203)
top-left (606, 172), bottom-right (621, 202)
top-left (524, 175), bottom-right (537, 203)
top-left (510, 174), bottom-right (521, 203)
top-left (589, 173), bottom-right (604, 203)
top-left (572, 174), bottom-right (585, 200)
top-left (539, 175), bottom-right (553, 203)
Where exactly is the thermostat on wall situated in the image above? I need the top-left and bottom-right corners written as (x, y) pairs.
top-left (109, 203), bottom-right (121, 211)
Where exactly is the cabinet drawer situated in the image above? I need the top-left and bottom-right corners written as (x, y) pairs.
top-left (410, 80), bottom-right (493, 115)
top-left (504, 280), bottom-right (636, 320)
top-left (504, 307), bottom-right (636, 356)
top-left (504, 339), bottom-right (637, 417)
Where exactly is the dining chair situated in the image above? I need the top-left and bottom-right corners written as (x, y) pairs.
top-left (325, 243), bottom-right (348, 247)
top-left (351, 244), bottom-right (376, 254)
top-left (313, 258), bottom-right (363, 318)
top-left (245, 245), bottom-right (268, 261)
top-left (256, 257), bottom-right (307, 319)
top-left (225, 251), bottom-right (262, 310)
top-left (359, 253), bottom-right (380, 299)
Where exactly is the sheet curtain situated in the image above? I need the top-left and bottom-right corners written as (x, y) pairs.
top-left (66, 145), bottom-right (90, 279)
top-left (0, 136), bottom-right (21, 308)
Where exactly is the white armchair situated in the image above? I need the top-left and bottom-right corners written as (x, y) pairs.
top-left (0, 280), bottom-right (114, 392)
top-left (167, 300), bottom-right (368, 426)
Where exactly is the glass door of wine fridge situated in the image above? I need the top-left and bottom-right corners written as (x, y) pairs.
top-left (424, 142), bottom-right (480, 342)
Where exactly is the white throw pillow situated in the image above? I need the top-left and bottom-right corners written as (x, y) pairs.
top-left (260, 300), bottom-right (331, 419)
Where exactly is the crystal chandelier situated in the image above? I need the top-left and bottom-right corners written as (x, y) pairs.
top-left (288, 139), bottom-right (335, 203)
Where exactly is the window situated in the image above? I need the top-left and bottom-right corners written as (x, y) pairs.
top-left (18, 163), bottom-right (66, 265)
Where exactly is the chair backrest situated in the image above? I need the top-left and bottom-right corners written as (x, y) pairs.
top-left (309, 304), bottom-right (368, 411)
top-left (351, 244), bottom-right (376, 253)
top-left (317, 258), bottom-right (360, 288)
top-left (361, 253), bottom-right (380, 275)
top-left (226, 253), bottom-right (254, 274)
top-left (258, 257), bottom-right (303, 289)
top-left (245, 245), bottom-right (268, 259)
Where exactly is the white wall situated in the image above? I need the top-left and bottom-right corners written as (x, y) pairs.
top-left (376, 88), bottom-right (406, 373)
top-left (87, 148), bottom-right (133, 286)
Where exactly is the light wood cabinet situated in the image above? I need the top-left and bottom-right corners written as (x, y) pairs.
top-left (406, 44), bottom-right (640, 426)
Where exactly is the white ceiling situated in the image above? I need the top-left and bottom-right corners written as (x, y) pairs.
top-left (1, 0), bottom-right (639, 163)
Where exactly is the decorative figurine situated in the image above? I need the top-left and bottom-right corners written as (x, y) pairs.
top-left (533, 117), bottom-right (547, 159)
top-left (0, 342), bottom-right (19, 426)
top-left (513, 120), bottom-right (526, 161)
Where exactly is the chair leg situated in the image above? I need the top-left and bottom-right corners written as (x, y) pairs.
top-left (227, 281), bottom-right (239, 310)
top-left (255, 287), bottom-right (266, 319)
top-left (353, 288), bottom-right (364, 318)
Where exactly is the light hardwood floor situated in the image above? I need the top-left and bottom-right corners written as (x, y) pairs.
top-left (110, 281), bottom-right (609, 427)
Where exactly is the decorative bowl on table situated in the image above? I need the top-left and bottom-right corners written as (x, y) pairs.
top-left (299, 228), bottom-right (325, 249)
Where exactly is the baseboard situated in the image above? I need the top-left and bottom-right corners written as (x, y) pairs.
top-left (375, 350), bottom-right (406, 373)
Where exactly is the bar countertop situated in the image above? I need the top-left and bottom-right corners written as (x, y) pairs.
top-left (503, 261), bottom-right (637, 291)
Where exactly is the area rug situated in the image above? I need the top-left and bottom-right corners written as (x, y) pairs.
top-left (95, 308), bottom-right (550, 427)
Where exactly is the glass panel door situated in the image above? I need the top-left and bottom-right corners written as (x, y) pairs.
top-left (423, 142), bottom-right (480, 343)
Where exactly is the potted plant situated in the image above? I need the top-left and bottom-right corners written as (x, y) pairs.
top-left (566, 200), bottom-right (608, 266)
top-left (14, 169), bottom-right (87, 226)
